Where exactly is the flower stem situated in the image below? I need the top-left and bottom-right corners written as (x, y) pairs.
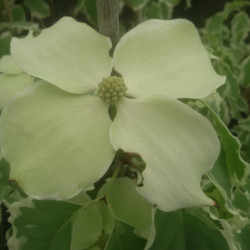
top-left (96, 0), bottom-right (120, 53)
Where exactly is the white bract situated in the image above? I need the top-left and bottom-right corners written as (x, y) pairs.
top-left (0, 55), bottom-right (33, 110)
top-left (0, 17), bottom-right (225, 211)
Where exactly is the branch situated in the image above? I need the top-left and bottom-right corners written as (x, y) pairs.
top-left (96, 0), bottom-right (120, 53)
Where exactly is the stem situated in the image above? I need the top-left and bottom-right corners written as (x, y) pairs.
top-left (3, 0), bottom-right (13, 22)
top-left (96, 0), bottom-right (120, 53)
top-left (110, 161), bottom-right (122, 181)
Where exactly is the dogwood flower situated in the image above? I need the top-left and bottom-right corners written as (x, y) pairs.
top-left (0, 55), bottom-right (33, 110)
top-left (0, 17), bottom-right (225, 211)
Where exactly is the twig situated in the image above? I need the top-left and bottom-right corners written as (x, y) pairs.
top-left (96, 0), bottom-right (120, 54)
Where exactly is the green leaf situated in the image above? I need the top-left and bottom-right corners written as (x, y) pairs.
top-left (24, 0), bottom-right (50, 19)
top-left (205, 13), bottom-right (226, 33)
top-left (104, 178), bottom-right (152, 234)
top-left (232, 187), bottom-right (249, 215)
top-left (185, 0), bottom-right (191, 8)
top-left (10, 199), bottom-right (82, 249)
top-left (11, 5), bottom-right (26, 22)
top-left (219, 62), bottom-right (247, 118)
top-left (232, 117), bottom-right (250, 162)
top-left (204, 184), bottom-right (233, 220)
top-left (105, 220), bottom-right (146, 250)
top-left (201, 91), bottom-right (223, 115)
top-left (9, 192), bottom-right (114, 250)
top-left (148, 209), bottom-right (185, 250)
top-left (144, 3), bottom-right (163, 19)
top-left (231, 12), bottom-right (250, 42)
top-left (74, 0), bottom-right (98, 26)
top-left (202, 100), bottom-right (247, 181)
top-left (71, 202), bottom-right (103, 249)
top-left (161, 0), bottom-right (181, 7)
top-left (241, 56), bottom-right (250, 87)
top-left (0, 34), bottom-right (11, 57)
top-left (149, 209), bottom-right (229, 250)
top-left (182, 209), bottom-right (229, 250)
top-left (96, 201), bottom-right (114, 234)
top-left (208, 150), bottom-right (232, 201)
top-left (143, 2), bottom-right (173, 19)
top-left (0, 22), bottom-right (39, 32)
top-left (124, 0), bottom-right (148, 11)
top-left (235, 224), bottom-right (250, 250)
top-left (224, 1), bottom-right (250, 16)
top-left (0, 158), bottom-right (13, 201)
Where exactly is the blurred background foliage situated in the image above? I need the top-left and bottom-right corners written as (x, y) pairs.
top-left (0, 0), bottom-right (250, 250)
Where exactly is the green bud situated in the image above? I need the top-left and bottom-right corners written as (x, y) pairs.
top-left (98, 76), bottom-right (127, 104)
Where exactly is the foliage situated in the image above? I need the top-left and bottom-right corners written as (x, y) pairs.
top-left (0, 0), bottom-right (249, 250)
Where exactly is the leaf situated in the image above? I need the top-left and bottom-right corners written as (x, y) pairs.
top-left (11, 5), bottom-right (26, 22)
top-left (231, 12), bottom-right (250, 42)
top-left (205, 13), bottom-right (226, 33)
top-left (143, 2), bottom-right (173, 20)
top-left (241, 56), bottom-right (250, 87)
top-left (105, 220), bottom-right (146, 250)
top-left (71, 199), bottom-right (103, 249)
top-left (10, 199), bottom-right (81, 249)
top-left (201, 91), bottom-right (223, 115)
top-left (148, 209), bottom-right (229, 250)
top-left (204, 184), bottom-right (233, 220)
top-left (232, 187), bottom-right (249, 215)
top-left (161, 0), bottom-right (181, 7)
top-left (0, 22), bottom-right (39, 32)
top-left (202, 100), bottom-right (247, 181)
top-left (208, 150), bottom-right (232, 202)
top-left (0, 34), bottom-right (11, 57)
top-left (0, 158), bottom-right (14, 201)
top-left (74, 0), bottom-right (98, 26)
top-left (148, 209), bottom-right (185, 250)
top-left (185, 0), bottom-right (191, 8)
top-left (103, 178), bottom-right (152, 234)
top-left (224, 1), bottom-right (250, 17)
top-left (231, 117), bottom-right (250, 162)
top-left (144, 3), bottom-right (163, 19)
top-left (95, 201), bottom-right (114, 235)
top-left (199, 99), bottom-right (250, 216)
top-left (8, 192), bottom-right (113, 250)
top-left (124, 0), bottom-right (148, 11)
top-left (235, 224), bottom-right (250, 250)
top-left (217, 61), bottom-right (247, 119)
top-left (24, 0), bottom-right (50, 19)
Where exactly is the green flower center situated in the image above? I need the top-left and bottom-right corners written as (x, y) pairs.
top-left (98, 76), bottom-right (127, 104)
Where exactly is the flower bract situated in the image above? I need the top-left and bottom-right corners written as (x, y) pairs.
top-left (0, 17), bottom-right (225, 211)
top-left (0, 55), bottom-right (33, 110)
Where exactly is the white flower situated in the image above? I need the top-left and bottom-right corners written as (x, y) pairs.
top-left (0, 17), bottom-right (225, 211)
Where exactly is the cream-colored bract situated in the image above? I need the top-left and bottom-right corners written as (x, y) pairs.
top-left (0, 17), bottom-right (225, 211)
top-left (0, 82), bottom-right (115, 199)
top-left (0, 55), bottom-right (33, 110)
top-left (0, 74), bottom-right (33, 110)
top-left (11, 17), bottom-right (113, 94)
top-left (113, 19), bottom-right (225, 99)
top-left (0, 55), bottom-right (23, 74)
top-left (110, 96), bottom-right (219, 211)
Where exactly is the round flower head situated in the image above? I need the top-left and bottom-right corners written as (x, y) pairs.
top-left (0, 17), bottom-right (225, 211)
